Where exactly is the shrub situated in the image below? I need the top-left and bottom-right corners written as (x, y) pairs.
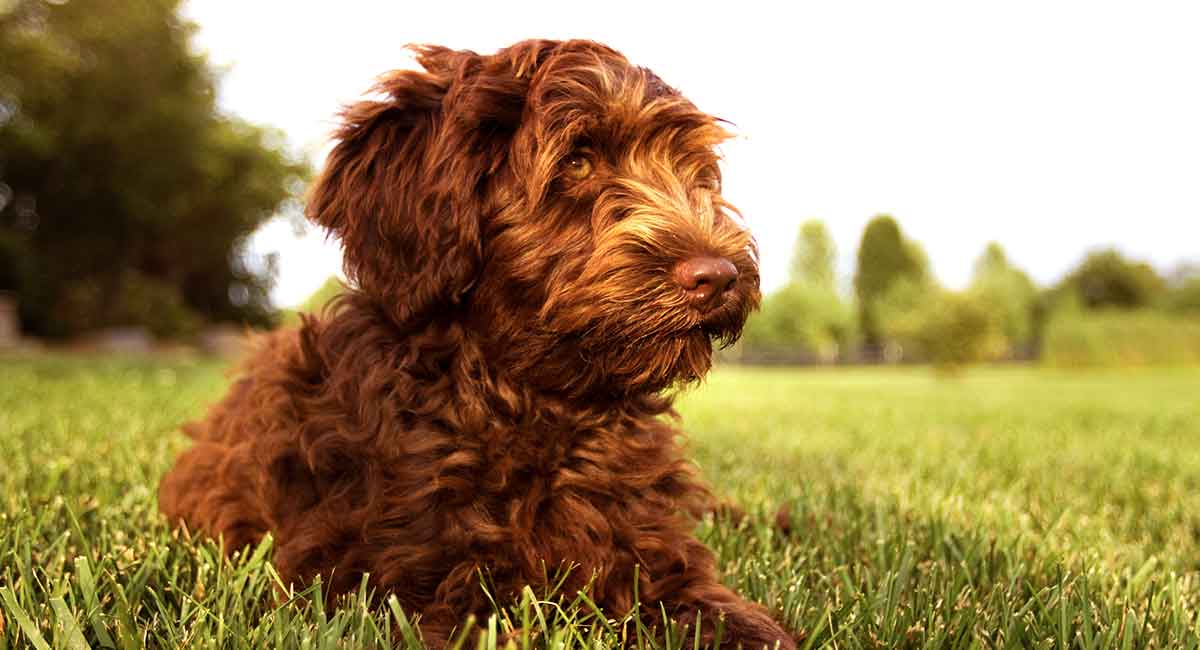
top-left (913, 292), bottom-right (995, 371)
top-left (1042, 310), bottom-right (1200, 367)
top-left (876, 283), bottom-right (995, 370)
top-left (1165, 276), bottom-right (1200, 315)
top-left (53, 271), bottom-right (203, 339)
top-left (740, 283), bottom-right (856, 363)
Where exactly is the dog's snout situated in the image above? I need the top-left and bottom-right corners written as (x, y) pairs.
top-left (673, 257), bottom-right (738, 306)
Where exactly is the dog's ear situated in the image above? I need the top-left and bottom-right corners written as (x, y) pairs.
top-left (307, 42), bottom-right (554, 326)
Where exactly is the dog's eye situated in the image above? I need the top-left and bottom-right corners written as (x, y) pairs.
top-left (563, 152), bottom-right (593, 180)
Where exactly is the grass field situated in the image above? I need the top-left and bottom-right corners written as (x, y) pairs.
top-left (2, 355), bottom-right (1199, 649)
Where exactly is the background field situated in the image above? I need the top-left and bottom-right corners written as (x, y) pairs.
top-left (2, 356), bottom-right (1199, 649)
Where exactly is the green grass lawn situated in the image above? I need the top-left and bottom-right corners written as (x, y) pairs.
top-left (2, 355), bottom-right (1199, 649)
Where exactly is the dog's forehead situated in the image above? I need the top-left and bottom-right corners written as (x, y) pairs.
top-left (523, 47), bottom-right (725, 151)
top-left (530, 51), bottom-right (655, 105)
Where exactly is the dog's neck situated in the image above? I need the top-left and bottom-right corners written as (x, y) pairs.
top-left (310, 291), bottom-right (679, 431)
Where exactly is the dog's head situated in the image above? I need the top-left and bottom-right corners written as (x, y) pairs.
top-left (308, 40), bottom-right (760, 396)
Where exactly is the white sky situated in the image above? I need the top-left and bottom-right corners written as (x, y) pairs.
top-left (185, 1), bottom-right (1200, 307)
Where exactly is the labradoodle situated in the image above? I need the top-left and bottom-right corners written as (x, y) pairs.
top-left (159, 39), bottom-right (793, 649)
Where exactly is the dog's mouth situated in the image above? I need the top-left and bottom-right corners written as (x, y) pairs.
top-left (686, 292), bottom-right (749, 346)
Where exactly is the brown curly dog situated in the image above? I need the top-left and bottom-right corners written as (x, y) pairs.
top-left (159, 39), bottom-right (794, 649)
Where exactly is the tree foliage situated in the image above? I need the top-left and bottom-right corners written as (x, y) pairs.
top-left (968, 242), bottom-right (1038, 357)
top-left (853, 215), bottom-right (930, 345)
top-left (790, 219), bottom-right (836, 291)
top-left (1056, 249), bottom-right (1166, 312)
top-left (0, 0), bottom-right (308, 337)
top-left (742, 219), bottom-right (854, 362)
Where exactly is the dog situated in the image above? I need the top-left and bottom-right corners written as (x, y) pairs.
top-left (159, 39), bottom-right (794, 649)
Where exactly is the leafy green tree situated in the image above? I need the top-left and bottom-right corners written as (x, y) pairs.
top-left (1057, 249), bottom-right (1165, 311)
top-left (853, 215), bottom-right (930, 345)
top-left (741, 219), bottom-right (856, 362)
top-left (0, 0), bottom-right (308, 337)
top-left (790, 219), bottom-right (836, 291)
top-left (968, 242), bottom-right (1038, 357)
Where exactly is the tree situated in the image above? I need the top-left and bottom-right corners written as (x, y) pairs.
top-left (853, 214), bottom-right (930, 345)
top-left (968, 242), bottom-right (1038, 357)
top-left (0, 0), bottom-right (308, 337)
top-left (1057, 249), bottom-right (1165, 311)
top-left (790, 219), bottom-right (836, 291)
top-left (740, 219), bottom-right (854, 362)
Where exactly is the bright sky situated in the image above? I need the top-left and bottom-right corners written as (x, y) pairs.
top-left (185, 1), bottom-right (1200, 307)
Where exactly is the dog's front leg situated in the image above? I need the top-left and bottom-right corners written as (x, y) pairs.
top-left (636, 535), bottom-right (797, 650)
top-left (662, 580), bottom-right (796, 650)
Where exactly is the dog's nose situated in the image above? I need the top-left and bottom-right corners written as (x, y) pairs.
top-left (673, 257), bottom-right (738, 306)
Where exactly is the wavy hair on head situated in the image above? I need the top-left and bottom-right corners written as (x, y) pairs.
top-left (307, 41), bottom-right (558, 327)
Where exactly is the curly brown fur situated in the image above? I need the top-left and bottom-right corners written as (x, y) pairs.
top-left (159, 39), bottom-right (793, 649)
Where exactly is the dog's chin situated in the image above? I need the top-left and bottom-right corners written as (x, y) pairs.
top-left (528, 288), bottom-right (752, 395)
top-left (695, 302), bottom-right (749, 349)
top-left (667, 329), bottom-right (717, 383)
top-left (624, 318), bottom-right (744, 391)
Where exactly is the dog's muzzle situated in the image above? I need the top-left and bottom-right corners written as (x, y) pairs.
top-left (672, 256), bottom-right (738, 311)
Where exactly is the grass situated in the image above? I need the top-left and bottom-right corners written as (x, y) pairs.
top-left (2, 355), bottom-right (1199, 648)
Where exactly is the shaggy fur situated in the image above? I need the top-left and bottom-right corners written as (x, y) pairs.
top-left (159, 39), bottom-right (794, 649)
